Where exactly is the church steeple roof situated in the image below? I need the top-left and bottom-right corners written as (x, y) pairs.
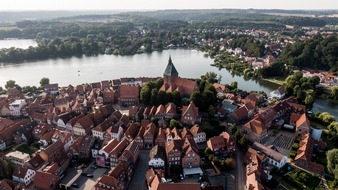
top-left (164, 55), bottom-right (178, 77)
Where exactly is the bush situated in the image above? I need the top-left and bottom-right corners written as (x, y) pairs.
top-left (292, 143), bottom-right (299, 150)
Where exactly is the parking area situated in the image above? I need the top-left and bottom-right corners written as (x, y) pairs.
top-left (264, 131), bottom-right (296, 155)
top-left (208, 174), bottom-right (226, 190)
top-left (73, 167), bottom-right (108, 190)
top-left (60, 160), bottom-right (109, 190)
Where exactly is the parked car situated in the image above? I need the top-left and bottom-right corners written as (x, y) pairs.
top-left (72, 183), bottom-right (79, 188)
top-left (86, 174), bottom-right (94, 178)
top-left (81, 172), bottom-right (88, 176)
top-left (91, 165), bottom-right (97, 169)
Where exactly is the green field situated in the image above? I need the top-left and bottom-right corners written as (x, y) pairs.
top-left (0, 26), bottom-right (18, 31)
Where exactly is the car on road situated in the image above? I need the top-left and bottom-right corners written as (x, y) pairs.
top-left (91, 165), bottom-right (97, 169)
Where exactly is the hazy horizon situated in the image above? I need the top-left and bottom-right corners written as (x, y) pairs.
top-left (1, 0), bottom-right (338, 11)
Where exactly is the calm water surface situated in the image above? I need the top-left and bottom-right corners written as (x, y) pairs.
top-left (0, 40), bottom-right (336, 118)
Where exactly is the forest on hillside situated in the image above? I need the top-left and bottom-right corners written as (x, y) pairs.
top-left (279, 35), bottom-right (338, 72)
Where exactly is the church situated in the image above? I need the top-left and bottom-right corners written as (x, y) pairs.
top-left (160, 56), bottom-right (198, 96)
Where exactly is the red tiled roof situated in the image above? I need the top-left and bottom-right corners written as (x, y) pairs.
top-left (290, 113), bottom-right (302, 124)
top-left (0, 118), bottom-right (15, 132)
top-left (101, 139), bottom-right (119, 154)
top-left (109, 139), bottom-right (129, 157)
top-left (42, 139), bottom-right (64, 157)
top-left (44, 83), bottom-right (58, 89)
top-left (207, 136), bottom-right (225, 151)
top-left (213, 83), bottom-right (228, 93)
top-left (189, 124), bottom-right (204, 136)
top-left (119, 86), bottom-right (139, 99)
top-left (182, 101), bottom-right (198, 117)
top-left (12, 166), bottom-right (29, 178)
top-left (296, 114), bottom-right (310, 129)
top-left (233, 106), bottom-right (249, 119)
top-left (124, 122), bottom-right (139, 140)
top-left (93, 118), bottom-right (114, 132)
top-left (155, 105), bottom-right (165, 116)
top-left (34, 171), bottom-right (59, 190)
top-left (246, 94), bottom-right (258, 102)
top-left (75, 115), bottom-right (94, 130)
top-left (129, 106), bottom-right (139, 117)
top-left (144, 123), bottom-right (157, 138)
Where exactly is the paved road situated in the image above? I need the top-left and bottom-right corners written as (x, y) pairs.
top-left (128, 150), bottom-right (149, 190)
top-left (227, 170), bottom-right (236, 190)
top-left (235, 146), bottom-right (245, 190)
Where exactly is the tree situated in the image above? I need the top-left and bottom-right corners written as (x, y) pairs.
top-left (331, 86), bottom-right (338, 100)
top-left (327, 149), bottom-right (338, 179)
top-left (169, 119), bottom-right (180, 129)
top-left (234, 130), bottom-right (241, 141)
top-left (204, 148), bottom-right (212, 156)
top-left (230, 124), bottom-right (238, 134)
top-left (239, 135), bottom-right (248, 148)
top-left (317, 112), bottom-right (336, 125)
top-left (151, 117), bottom-right (159, 126)
top-left (308, 76), bottom-right (320, 88)
top-left (328, 122), bottom-right (338, 136)
top-left (231, 81), bottom-right (238, 90)
top-left (202, 71), bottom-right (218, 84)
top-left (140, 85), bottom-right (151, 105)
top-left (304, 95), bottom-right (314, 107)
top-left (220, 158), bottom-right (234, 171)
top-left (0, 158), bottom-right (14, 180)
top-left (39, 77), bottom-right (50, 87)
top-left (172, 91), bottom-right (181, 106)
top-left (190, 91), bottom-right (202, 108)
top-left (150, 89), bottom-right (158, 106)
top-left (5, 80), bottom-right (16, 89)
top-left (157, 91), bottom-right (167, 106)
top-left (208, 105), bottom-right (215, 117)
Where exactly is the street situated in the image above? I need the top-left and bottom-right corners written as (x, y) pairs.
top-left (235, 145), bottom-right (245, 190)
top-left (127, 150), bottom-right (150, 190)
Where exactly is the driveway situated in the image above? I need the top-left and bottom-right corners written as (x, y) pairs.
top-left (127, 150), bottom-right (150, 190)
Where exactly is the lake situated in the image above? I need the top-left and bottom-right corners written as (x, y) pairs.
top-left (0, 40), bottom-right (337, 118)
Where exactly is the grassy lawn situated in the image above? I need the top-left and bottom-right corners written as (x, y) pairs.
top-left (8, 142), bottom-right (39, 155)
top-left (272, 167), bottom-right (321, 190)
top-left (262, 76), bottom-right (286, 86)
top-left (0, 26), bottom-right (18, 31)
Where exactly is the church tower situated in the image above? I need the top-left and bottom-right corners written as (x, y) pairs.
top-left (163, 55), bottom-right (179, 85)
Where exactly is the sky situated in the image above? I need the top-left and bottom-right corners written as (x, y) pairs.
top-left (1, 0), bottom-right (338, 11)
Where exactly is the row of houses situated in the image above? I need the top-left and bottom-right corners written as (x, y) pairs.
top-left (2, 138), bottom-right (71, 189)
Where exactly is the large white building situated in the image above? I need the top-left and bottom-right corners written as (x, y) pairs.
top-left (252, 142), bottom-right (287, 169)
top-left (6, 151), bottom-right (30, 166)
top-left (9, 99), bottom-right (27, 117)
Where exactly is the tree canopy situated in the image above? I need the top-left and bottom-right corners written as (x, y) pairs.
top-left (279, 35), bottom-right (338, 72)
top-left (327, 149), bottom-right (338, 180)
top-left (39, 77), bottom-right (50, 87)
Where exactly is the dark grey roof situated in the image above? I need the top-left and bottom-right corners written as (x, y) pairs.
top-left (163, 56), bottom-right (178, 77)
